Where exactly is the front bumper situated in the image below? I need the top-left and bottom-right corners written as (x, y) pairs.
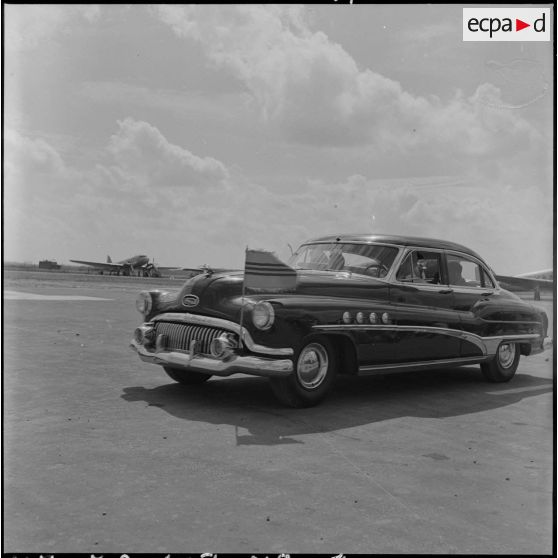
top-left (130, 339), bottom-right (293, 378)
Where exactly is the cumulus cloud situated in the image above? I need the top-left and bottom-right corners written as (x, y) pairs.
top-left (3, 121), bottom-right (233, 264)
top-left (4, 129), bottom-right (69, 180)
top-left (4, 117), bottom-right (551, 272)
top-left (105, 118), bottom-right (229, 189)
top-left (154, 5), bottom-right (539, 156)
top-left (5, 6), bottom-right (550, 272)
top-left (5, 119), bottom-right (230, 200)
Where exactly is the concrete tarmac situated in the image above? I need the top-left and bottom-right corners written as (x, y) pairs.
top-left (3, 271), bottom-right (555, 554)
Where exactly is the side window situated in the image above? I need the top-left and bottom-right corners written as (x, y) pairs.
top-left (396, 250), bottom-right (442, 284)
top-left (447, 254), bottom-right (494, 288)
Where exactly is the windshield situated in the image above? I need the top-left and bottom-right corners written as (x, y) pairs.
top-left (288, 242), bottom-right (399, 278)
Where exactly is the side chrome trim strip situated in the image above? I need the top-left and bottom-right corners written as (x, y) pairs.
top-left (313, 324), bottom-right (542, 357)
top-left (151, 313), bottom-right (294, 356)
top-left (313, 323), bottom-right (486, 354)
top-left (358, 356), bottom-right (487, 376)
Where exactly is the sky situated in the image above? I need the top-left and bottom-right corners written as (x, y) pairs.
top-left (4, 4), bottom-right (554, 274)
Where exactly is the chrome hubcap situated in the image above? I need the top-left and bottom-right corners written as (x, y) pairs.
top-left (297, 343), bottom-right (328, 389)
top-left (498, 343), bottom-right (516, 369)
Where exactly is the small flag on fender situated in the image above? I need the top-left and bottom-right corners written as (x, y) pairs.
top-left (244, 249), bottom-right (297, 291)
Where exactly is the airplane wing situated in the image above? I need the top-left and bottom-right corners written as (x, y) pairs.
top-left (70, 259), bottom-right (125, 272)
top-left (495, 274), bottom-right (554, 291)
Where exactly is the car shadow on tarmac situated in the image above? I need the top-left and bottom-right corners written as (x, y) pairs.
top-left (121, 367), bottom-right (553, 446)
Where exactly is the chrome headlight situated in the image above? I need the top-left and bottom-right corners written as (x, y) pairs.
top-left (252, 301), bottom-right (275, 330)
top-left (136, 291), bottom-right (153, 316)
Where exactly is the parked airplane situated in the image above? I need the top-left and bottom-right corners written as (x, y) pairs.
top-left (495, 269), bottom-right (553, 300)
top-left (70, 254), bottom-right (160, 277)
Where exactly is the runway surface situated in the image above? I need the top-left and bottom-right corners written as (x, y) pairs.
top-left (3, 271), bottom-right (555, 554)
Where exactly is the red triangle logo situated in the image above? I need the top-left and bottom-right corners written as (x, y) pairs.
top-left (516, 19), bottom-right (530, 31)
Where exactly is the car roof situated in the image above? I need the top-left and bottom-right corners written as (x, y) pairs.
top-left (303, 233), bottom-right (486, 262)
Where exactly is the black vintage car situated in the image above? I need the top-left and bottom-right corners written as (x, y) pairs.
top-left (130, 234), bottom-right (551, 407)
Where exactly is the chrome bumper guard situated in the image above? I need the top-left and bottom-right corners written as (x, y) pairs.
top-left (130, 339), bottom-right (293, 378)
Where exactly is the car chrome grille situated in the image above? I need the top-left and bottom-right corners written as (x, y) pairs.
top-left (153, 321), bottom-right (230, 355)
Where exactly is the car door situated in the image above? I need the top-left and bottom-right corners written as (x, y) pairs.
top-left (444, 251), bottom-right (498, 357)
top-left (389, 248), bottom-right (461, 362)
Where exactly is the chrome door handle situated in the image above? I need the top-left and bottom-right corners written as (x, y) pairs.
top-left (438, 289), bottom-right (453, 294)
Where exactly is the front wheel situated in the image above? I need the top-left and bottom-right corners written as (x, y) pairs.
top-left (481, 341), bottom-right (520, 382)
top-left (270, 336), bottom-right (337, 407)
top-left (163, 366), bottom-right (212, 385)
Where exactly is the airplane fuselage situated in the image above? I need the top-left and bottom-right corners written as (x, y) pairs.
top-left (120, 255), bottom-right (149, 267)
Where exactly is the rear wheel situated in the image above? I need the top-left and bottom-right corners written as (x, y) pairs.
top-left (481, 341), bottom-right (520, 382)
top-left (270, 336), bottom-right (337, 407)
top-left (163, 366), bottom-right (212, 385)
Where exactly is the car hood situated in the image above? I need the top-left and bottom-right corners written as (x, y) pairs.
top-left (168, 269), bottom-right (388, 321)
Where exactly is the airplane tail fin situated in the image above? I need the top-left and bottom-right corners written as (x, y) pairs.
top-left (107, 255), bottom-right (112, 263)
